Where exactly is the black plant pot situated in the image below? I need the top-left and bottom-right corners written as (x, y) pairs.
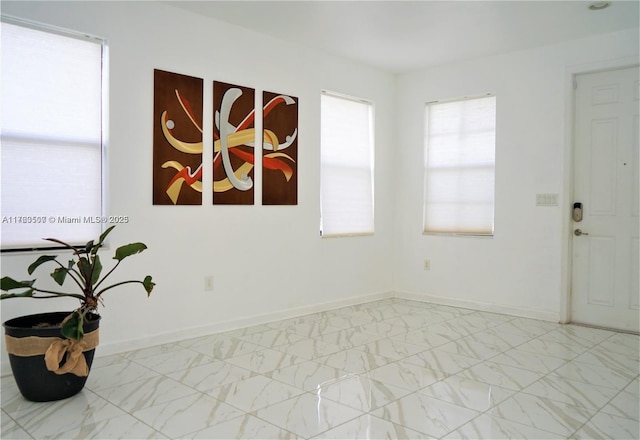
top-left (3, 311), bottom-right (101, 402)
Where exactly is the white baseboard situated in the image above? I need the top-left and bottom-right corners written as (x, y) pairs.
top-left (394, 290), bottom-right (560, 323)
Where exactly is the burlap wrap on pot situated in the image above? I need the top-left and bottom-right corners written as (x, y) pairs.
top-left (4, 329), bottom-right (99, 377)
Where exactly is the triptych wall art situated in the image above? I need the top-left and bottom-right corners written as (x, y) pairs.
top-left (262, 90), bottom-right (299, 205)
top-left (153, 69), bottom-right (298, 206)
top-left (152, 70), bottom-right (204, 205)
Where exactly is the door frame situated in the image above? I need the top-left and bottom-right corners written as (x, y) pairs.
top-left (561, 56), bottom-right (639, 325)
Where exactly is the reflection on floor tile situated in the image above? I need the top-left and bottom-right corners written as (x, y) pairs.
top-left (2, 298), bottom-right (638, 439)
top-left (319, 374), bottom-right (412, 411)
top-left (253, 393), bottom-right (363, 438)
top-left (373, 392), bottom-right (479, 437)
top-left (268, 360), bottom-right (349, 392)
top-left (313, 413), bottom-right (434, 439)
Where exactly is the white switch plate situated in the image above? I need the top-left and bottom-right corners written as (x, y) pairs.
top-left (536, 193), bottom-right (558, 207)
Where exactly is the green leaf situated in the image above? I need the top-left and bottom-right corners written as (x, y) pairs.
top-left (1, 289), bottom-right (35, 299)
top-left (96, 225), bottom-right (116, 247)
top-left (61, 311), bottom-right (84, 341)
top-left (0, 276), bottom-right (35, 299)
top-left (91, 226), bottom-right (116, 255)
top-left (77, 257), bottom-right (92, 283)
top-left (43, 237), bottom-right (78, 252)
top-left (27, 255), bottom-right (58, 275)
top-left (91, 254), bottom-right (102, 286)
top-left (51, 258), bottom-right (75, 285)
top-left (143, 276), bottom-right (155, 296)
top-left (84, 240), bottom-right (94, 254)
top-left (0, 276), bottom-right (34, 291)
top-left (51, 267), bottom-right (68, 286)
top-left (114, 243), bottom-right (147, 261)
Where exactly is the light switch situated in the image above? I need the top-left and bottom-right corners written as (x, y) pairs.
top-left (536, 193), bottom-right (558, 207)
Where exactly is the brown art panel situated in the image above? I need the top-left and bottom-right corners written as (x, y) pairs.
top-left (213, 81), bottom-right (256, 205)
top-left (153, 69), bottom-right (203, 205)
top-left (262, 91), bottom-right (298, 205)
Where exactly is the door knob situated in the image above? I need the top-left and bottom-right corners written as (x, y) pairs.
top-left (574, 229), bottom-right (589, 236)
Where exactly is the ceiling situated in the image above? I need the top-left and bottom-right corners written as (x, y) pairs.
top-left (166, 0), bottom-right (639, 74)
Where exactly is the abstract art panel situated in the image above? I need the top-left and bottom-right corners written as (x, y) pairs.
top-left (213, 81), bottom-right (256, 205)
top-left (262, 91), bottom-right (298, 205)
top-left (153, 69), bottom-right (203, 205)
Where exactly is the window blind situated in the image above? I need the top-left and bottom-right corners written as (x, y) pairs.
top-left (320, 92), bottom-right (374, 237)
top-left (1, 19), bottom-right (105, 250)
top-left (423, 95), bottom-right (496, 235)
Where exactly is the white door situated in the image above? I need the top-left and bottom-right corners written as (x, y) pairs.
top-left (571, 66), bottom-right (639, 333)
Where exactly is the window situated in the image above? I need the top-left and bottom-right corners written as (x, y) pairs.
top-left (1, 17), bottom-right (106, 251)
top-left (423, 95), bottom-right (496, 235)
top-left (320, 91), bottom-right (374, 237)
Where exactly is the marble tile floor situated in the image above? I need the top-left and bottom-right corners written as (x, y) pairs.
top-left (1, 298), bottom-right (639, 439)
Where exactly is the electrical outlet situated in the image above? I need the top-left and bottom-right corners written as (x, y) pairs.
top-left (204, 276), bottom-right (214, 291)
top-left (423, 260), bottom-right (431, 271)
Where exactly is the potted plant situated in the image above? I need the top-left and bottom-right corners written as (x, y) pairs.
top-left (1, 225), bottom-right (154, 401)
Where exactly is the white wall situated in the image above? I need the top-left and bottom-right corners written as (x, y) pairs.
top-left (1, 1), bottom-right (638, 374)
top-left (393, 28), bottom-right (639, 320)
top-left (0, 1), bottom-right (396, 369)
